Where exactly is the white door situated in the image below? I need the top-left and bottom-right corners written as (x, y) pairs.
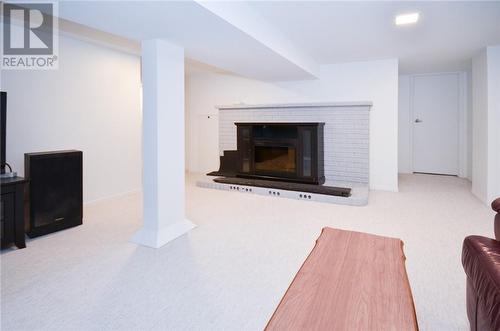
top-left (412, 73), bottom-right (459, 175)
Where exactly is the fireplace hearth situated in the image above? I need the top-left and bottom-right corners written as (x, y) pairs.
top-left (209, 122), bottom-right (325, 185)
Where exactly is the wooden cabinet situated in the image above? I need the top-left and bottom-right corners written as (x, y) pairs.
top-left (1, 177), bottom-right (28, 249)
top-left (25, 150), bottom-right (83, 238)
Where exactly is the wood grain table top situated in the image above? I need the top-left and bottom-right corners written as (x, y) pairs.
top-left (265, 227), bottom-right (418, 331)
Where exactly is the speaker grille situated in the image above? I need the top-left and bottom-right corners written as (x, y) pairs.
top-left (25, 150), bottom-right (82, 237)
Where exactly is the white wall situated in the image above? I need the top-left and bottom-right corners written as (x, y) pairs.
top-left (467, 68), bottom-right (473, 180)
top-left (398, 72), bottom-right (470, 177)
top-left (472, 50), bottom-right (489, 203)
top-left (489, 47), bottom-right (500, 202)
top-left (398, 75), bottom-right (412, 173)
top-left (186, 59), bottom-right (399, 191)
top-left (472, 45), bottom-right (500, 205)
top-left (1, 35), bottom-right (142, 203)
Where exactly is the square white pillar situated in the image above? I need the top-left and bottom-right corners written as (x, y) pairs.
top-left (132, 39), bottom-right (196, 248)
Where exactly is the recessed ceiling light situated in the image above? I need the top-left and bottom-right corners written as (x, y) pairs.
top-left (395, 13), bottom-right (420, 26)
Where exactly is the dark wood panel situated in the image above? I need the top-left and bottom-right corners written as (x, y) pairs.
top-left (25, 150), bottom-right (82, 238)
top-left (1, 177), bottom-right (28, 249)
top-left (233, 123), bottom-right (325, 185)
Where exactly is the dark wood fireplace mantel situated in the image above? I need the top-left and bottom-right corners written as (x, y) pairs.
top-left (208, 123), bottom-right (325, 184)
top-left (233, 123), bottom-right (325, 185)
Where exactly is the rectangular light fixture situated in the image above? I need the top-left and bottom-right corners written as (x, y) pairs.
top-left (395, 13), bottom-right (419, 25)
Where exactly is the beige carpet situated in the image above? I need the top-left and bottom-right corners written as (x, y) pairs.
top-left (1, 173), bottom-right (494, 330)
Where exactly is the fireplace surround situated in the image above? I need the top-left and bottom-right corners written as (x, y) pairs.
top-left (235, 123), bottom-right (325, 184)
top-left (209, 122), bottom-right (325, 185)
top-left (201, 102), bottom-right (371, 205)
top-left (216, 102), bottom-right (371, 185)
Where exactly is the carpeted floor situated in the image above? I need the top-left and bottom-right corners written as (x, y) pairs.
top-left (1, 173), bottom-right (494, 330)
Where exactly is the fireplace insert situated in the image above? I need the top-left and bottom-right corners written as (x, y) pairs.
top-left (254, 145), bottom-right (296, 174)
top-left (235, 123), bottom-right (325, 184)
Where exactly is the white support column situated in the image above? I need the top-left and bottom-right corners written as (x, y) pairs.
top-left (132, 39), bottom-right (196, 248)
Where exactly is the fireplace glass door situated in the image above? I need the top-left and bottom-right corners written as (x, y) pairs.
top-left (254, 145), bottom-right (296, 174)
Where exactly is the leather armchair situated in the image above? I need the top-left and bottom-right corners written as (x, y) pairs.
top-left (462, 198), bottom-right (500, 331)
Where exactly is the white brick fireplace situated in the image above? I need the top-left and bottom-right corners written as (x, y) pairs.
top-left (217, 102), bottom-right (371, 185)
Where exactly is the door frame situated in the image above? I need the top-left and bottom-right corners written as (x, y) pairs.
top-left (408, 71), bottom-right (468, 177)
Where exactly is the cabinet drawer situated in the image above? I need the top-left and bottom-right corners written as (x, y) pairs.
top-left (1, 193), bottom-right (15, 246)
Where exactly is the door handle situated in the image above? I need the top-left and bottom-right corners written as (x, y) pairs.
top-left (415, 119), bottom-right (423, 123)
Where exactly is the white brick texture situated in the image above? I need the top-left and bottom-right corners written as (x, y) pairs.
top-left (218, 105), bottom-right (370, 184)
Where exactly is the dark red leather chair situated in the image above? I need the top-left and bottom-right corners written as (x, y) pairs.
top-left (462, 198), bottom-right (500, 331)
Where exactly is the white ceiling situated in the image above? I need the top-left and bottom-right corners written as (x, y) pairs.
top-left (54, 1), bottom-right (500, 79)
top-left (247, 1), bottom-right (500, 73)
top-left (57, 1), bottom-right (316, 81)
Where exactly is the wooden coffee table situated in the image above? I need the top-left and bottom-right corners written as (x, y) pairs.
top-left (266, 227), bottom-right (418, 331)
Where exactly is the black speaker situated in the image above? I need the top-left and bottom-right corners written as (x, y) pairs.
top-left (25, 150), bottom-right (83, 238)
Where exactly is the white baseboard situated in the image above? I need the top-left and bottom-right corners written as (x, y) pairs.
top-left (83, 189), bottom-right (142, 206)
